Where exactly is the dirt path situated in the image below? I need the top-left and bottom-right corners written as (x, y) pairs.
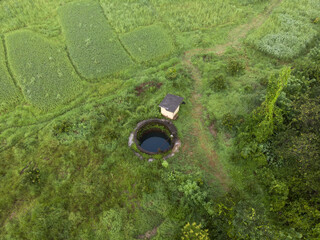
top-left (181, 0), bottom-right (283, 191)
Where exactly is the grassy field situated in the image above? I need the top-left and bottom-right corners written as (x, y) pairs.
top-left (5, 30), bottom-right (83, 110)
top-left (1, 0), bottom-right (320, 239)
top-left (58, 1), bottom-right (133, 79)
top-left (120, 25), bottom-right (174, 63)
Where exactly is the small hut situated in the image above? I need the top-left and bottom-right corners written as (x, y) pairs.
top-left (159, 94), bottom-right (184, 120)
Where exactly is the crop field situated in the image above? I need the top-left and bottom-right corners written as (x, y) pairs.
top-left (120, 25), bottom-right (174, 63)
top-left (0, 38), bottom-right (20, 106)
top-left (1, 0), bottom-right (320, 239)
top-left (58, 1), bottom-right (133, 79)
top-left (5, 30), bottom-right (82, 110)
top-left (247, 0), bottom-right (320, 59)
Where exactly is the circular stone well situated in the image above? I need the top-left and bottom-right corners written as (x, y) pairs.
top-left (128, 119), bottom-right (181, 160)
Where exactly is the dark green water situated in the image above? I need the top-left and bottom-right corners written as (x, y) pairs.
top-left (140, 131), bottom-right (171, 153)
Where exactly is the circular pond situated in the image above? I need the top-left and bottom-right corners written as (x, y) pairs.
top-left (132, 119), bottom-right (179, 156)
top-left (140, 129), bottom-right (171, 153)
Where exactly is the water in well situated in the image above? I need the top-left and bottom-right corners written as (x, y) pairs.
top-left (140, 130), bottom-right (171, 153)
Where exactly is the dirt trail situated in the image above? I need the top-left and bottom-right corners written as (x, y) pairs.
top-left (181, 0), bottom-right (283, 191)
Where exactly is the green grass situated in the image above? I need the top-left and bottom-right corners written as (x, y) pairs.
top-left (0, 38), bottom-right (20, 105)
top-left (120, 25), bottom-right (174, 63)
top-left (100, 0), bottom-right (156, 33)
top-left (58, 1), bottom-right (133, 79)
top-left (246, 0), bottom-right (320, 59)
top-left (5, 30), bottom-right (83, 110)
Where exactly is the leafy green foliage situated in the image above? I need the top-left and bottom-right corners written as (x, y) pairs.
top-left (247, 0), bottom-right (320, 59)
top-left (24, 167), bottom-right (41, 184)
top-left (221, 113), bottom-right (237, 131)
top-left (181, 222), bottom-right (210, 240)
top-left (0, 38), bottom-right (20, 105)
top-left (227, 59), bottom-right (245, 76)
top-left (120, 25), bottom-right (174, 63)
top-left (58, 1), bottom-right (133, 79)
top-left (208, 74), bottom-right (227, 91)
top-left (5, 30), bottom-right (82, 110)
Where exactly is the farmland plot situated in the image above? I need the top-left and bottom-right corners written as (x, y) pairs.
top-left (6, 30), bottom-right (82, 110)
top-left (0, 38), bottom-right (20, 105)
top-left (246, 0), bottom-right (320, 59)
top-left (120, 25), bottom-right (174, 63)
top-left (58, 1), bottom-right (133, 79)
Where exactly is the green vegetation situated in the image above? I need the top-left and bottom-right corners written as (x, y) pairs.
top-left (0, 38), bottom-right (20, 106)
top-left (1, 0), bottom-right (320, 239)
top-left (120, 25), bottom-right (174, 63)
top-left (58, 1), bottom-right (133, 79)
top-left (247, 0), bottom-right (320, 59)
top-left (5, 30), bottom-right (82, 110)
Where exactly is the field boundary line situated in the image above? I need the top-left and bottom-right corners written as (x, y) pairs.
top-left (1, 35), bottom-right (25, 99)
top-left (98, 0), bottom-right (137, 63)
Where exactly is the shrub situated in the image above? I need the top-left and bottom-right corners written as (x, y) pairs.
top-left (227, 59), bottom-right (245, 76)
top-left (58, 1), bottom-right (133, 79)
top-left (221, 113), bottom-right (237, 131)
top-left (5, 30), bottom-right (82, 110)
top-left (181, 222), bottom-right (209, 240)
top-left (166, 67), bottom-right (177, 80)
top-left (209, 74), bottom-right (227, 91)
top-left (25, 167), bottom-right (41, 184)
top-left (120, 25), bottom-right (174, 63)
top-left (0, 39), bottom-right (20, 105)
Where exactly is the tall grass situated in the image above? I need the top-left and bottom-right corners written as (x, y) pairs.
top-left (99, 0), bottom-right (156, 33)
top-left (149, 0), bottom-right (251, 32)
top-left (6, 30), bottom-right (83, 110)
top-left (0, 38), bottom-right (20, 105)
top-left (246, 0), bottom-right (320, 59)
top-left (58, 1), bottom-right (133, 79)
top-left (0, 0), bottom-right (74, 38)
top-left (120, 25), bottom-right (174, 63)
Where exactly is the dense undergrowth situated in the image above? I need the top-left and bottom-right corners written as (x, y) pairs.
top-left (0, 0), bottom-right (319, 239)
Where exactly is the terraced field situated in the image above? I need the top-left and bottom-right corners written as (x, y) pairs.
top-left (120, 24), bottom-right (174, 63)
top-left (6, 30), bottom-right (82, 110)
top-left (0, 38), bottom-right (20, 105)
top-left (58, 1), bottom-right (133, 79)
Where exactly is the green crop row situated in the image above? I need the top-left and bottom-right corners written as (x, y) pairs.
top-left (0, 37), bottom-right (20, 105)
top-left (58, 1), bottom-right (133, 79)
top-left (120, 25), bottom-right (174, 63)
top-left (5, 30), bottom-right (83, 110)
top-left (246, 0), bottom-right (320, 59)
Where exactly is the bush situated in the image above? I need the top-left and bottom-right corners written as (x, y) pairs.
top-left (120, 25), bottom-right (174, 63)
top-left (227, 59), bottom-right (245, 76)
top-left (58, 1), bottom-right (133, 79)
top-left (181, 222), bottom-right (210, 240)
top-left (221, 113), bottom-right (237, 131)
top-left (6, 30), bottom-right (82, 110)
top-left (0, 39), bottom-right (20, 105)
top-left (208, 74), bottom-right (227, 91)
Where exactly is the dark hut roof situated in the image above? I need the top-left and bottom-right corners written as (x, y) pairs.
top-left (159, 94), bottom-right (184, 113)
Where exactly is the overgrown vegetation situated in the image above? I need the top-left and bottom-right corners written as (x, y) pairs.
top-left (1, 0), bottom-right (319, 239)
top-left (247, 0), bottom-right (320, 59)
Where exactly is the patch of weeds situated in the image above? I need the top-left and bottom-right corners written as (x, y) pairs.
top-left (208, 74), bottom-right (227, 91)
top-left (227, 58), bottom-right (245, 76)
top-left (221, 113), bottom-right (238, 131)
top-left (165, 67), bottom-right (177, 80)
top-left (25, 167), bottom-right (40, 184)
